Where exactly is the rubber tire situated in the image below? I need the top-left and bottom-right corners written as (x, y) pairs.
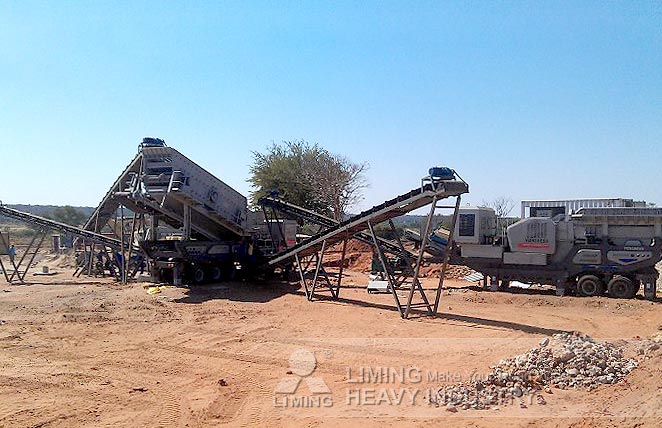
top-left (209, 266), bottom-right (222, 282)
top-left (577, 275), bottom-right (605, 297)
top-left (607, 275), bottom-right (636, 299)
top-left (193, 267), bottom-right (205, 284)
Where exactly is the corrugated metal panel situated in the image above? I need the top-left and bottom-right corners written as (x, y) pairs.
top-left (520, 198), bottom-right (633, 217)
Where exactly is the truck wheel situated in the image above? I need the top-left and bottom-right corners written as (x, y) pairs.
top-left (577, 275), bottom-right (604, 297)
top-left (607, 275), bottom-right (636, 299)
top-left (193, 267), bottom-right (205, 284)
top-left (209, 266), bottom-right (222, 282)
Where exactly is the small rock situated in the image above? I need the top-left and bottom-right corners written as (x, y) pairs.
top-left (539, 337), bottom-right (550, 347)
top-left (218, 379), bottom-right (228, 386)
top-left (446, 406), bottom-right (458, 413)
top-left (536, 395), bottom-right (547, 405)
top-left (554, 350), bottom-right (576, 364)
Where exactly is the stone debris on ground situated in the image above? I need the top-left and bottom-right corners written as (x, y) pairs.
top-left (638, 332), bottom-right (662, 359)
top-left (432, 331), bottom-right (641, 411)
top-left (418, 264), bottom-right (475, 279)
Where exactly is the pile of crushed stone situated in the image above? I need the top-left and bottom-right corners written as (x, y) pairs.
top-left (432, 331), bottom-right (637, 411)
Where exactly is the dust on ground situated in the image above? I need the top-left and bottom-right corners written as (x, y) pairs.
top-left (1, 263), bottom-right (661, 428)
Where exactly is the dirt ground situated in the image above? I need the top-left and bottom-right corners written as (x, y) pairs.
top-left (1, 263), bottom-right (661, 428)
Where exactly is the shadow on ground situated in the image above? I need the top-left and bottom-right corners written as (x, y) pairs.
top-left (173, 279), bottom-right (301, 304)
top-left (287, 285), bottom-right (568, 335)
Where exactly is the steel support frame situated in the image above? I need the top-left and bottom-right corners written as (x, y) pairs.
top-left (434, 195), bottom-right (462, 313)
top-left (294, 238), bottom-right (344, 301)
top-left (0, 228), bottom-right (48, 284)
top-left (74, 243), bottom-right (121, 280)
top-left (0, 231), bottom-right (18, 283)
top-left (262, 205), bottom-right (294, 253)
top-left (285, 191), bottom-right (462, 319)
top-left (367, 216), bottom-right (434, 318)
top-left (73, 210), bottom-right (146, 283)
top-left (266, 174), bottom-right (467, 319)
top-left (387, 219), bottom-right (415, 287)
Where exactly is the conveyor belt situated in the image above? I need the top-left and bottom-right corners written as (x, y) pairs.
top-left (259, 196), bottom-right (417, 260)
top-left (0, 204), bottom-right (128, 250)
top-left (268, 180), bottom-right (468, 265)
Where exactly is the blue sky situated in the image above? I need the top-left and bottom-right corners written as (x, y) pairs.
top-left (1, 1), bottom-right (660, 215)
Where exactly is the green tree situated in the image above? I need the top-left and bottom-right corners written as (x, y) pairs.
top-left (47, 205), bottom-right (87, 226)
top-left (249, 140), bottom-right (368, 220)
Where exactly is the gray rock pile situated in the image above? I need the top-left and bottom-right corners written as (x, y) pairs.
top-left (432, 331), bottom-right (637, 411)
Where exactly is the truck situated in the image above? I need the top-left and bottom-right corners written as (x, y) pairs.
top-left (436, 206), bottom-right (662, 298)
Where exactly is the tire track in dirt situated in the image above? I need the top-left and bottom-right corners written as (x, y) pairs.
top-left (86, 364), bottom-right (184, 427)
top-left (0, 371), bottom-right (154, 427)
top-left (154, 388), bottom-right (183, 428)
top-left (147, 342), bottom-right (275, 427)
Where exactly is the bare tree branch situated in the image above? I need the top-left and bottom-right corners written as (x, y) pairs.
top-left (482, 196), bottom-right (515, 218)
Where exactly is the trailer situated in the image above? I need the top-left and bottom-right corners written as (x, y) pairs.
top-left (83, 138), bottom-right (297, 285)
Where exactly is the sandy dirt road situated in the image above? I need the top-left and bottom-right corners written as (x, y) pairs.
top-left (0, 269), bottom-right (661, 428)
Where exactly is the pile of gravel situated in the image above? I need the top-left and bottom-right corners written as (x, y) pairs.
top-left (432, 332), bottom-right (637, 411)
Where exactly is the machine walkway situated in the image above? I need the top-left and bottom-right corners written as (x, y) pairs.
top-left (265, 175), bottom-right (469, 318)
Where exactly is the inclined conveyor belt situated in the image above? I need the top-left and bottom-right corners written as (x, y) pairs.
top-left (0, 204), bottom-right (129, 250)
top-left (268, 180), bottom-right (468, 265)
top-left (259, 196), bottom-right (417, 260)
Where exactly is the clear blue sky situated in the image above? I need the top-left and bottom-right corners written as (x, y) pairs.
top-left (1, 1), bottom-right (660, 214)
